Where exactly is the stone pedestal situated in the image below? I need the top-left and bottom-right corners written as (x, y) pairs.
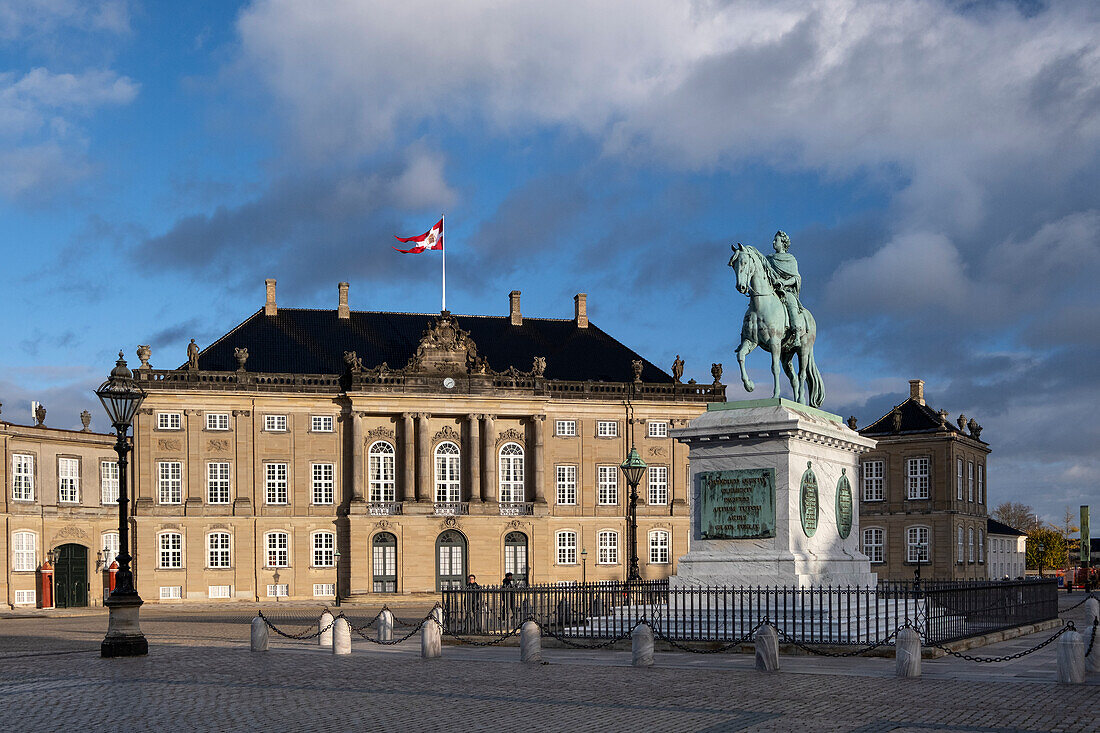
top-left (101, 593), bottom-right (148, 658)
top-left (671, 399), bottom-right (877, 588)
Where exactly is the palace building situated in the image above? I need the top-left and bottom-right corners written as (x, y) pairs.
top-left (120, 282), bottom-right (721, 603)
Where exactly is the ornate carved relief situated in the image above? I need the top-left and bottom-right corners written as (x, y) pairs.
top-left (55, 525), bottom-right (88, 540)
top-left (158, 438), bottom-right (182, 451)
top-left (374, 519), bottom-right (391, 530)
top-left (647, 446), bottom-right (667, 458)
top-left (366, 426), bottom-right (397, 442)
top-left (406, 313), bottom-right (486, 375)
top-left (207, 439), bottom-right (231, 452)
top-left (496, 427), bottom-right (525, 447)
top-left (439, 517), bottom-right (461, 531)
top-left (433, 425), bottom-right (461, 444)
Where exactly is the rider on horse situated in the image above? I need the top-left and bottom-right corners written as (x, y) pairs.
top-left (764, 231), bottom-right (803, 348)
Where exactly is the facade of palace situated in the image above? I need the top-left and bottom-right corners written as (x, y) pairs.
top-left (856, 380), bottom-right (994, 581)
top-left (986, 518), bottom-right (1026, 580)
top-left (119, 283), bottom-right (720, 603)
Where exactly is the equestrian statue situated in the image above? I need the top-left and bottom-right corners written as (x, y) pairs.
top-left (727, 230), bottom-right (824, 408)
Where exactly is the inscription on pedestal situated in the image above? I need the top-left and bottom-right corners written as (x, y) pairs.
top-left (697, 469), bottom-right (776, 540)
top-left (835, 468), bottom-right (853, 539)
top-left (800, 462), bottom-right (818, 538)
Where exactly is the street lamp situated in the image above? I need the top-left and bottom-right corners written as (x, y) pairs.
top-left (619, 446), bottom-right (647, 584)
top-left (94, 350), bottom-right (147, 658)
top-left (581, 548), bottom-right (588, 584)
top-left (334, 547), bottom-right (342, 607)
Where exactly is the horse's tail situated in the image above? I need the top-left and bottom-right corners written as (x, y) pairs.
top-left (805, 348), bottom-right (825, 408)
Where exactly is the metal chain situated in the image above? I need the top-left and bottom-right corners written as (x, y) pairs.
top-left (539, 618), bottom-right (649, 649)
top-left (1060, 592), bottom-right (1099, 613)
top-left (772, 625), bottom-right (900, 657)
top-left (929, 622), bottom-right (1074, 663)
top-left (343, 608), bottom-right (384, 634)
top-left (346, 612), bottom-right (434, 645)
top-left (650, 618), bottom-right (770, 654)
top-left (441, 618), bottom-right (534, 646)
top-left (258, 610), bottom-right (335, 640)
top-left (1086, 618), bottom-right (1097, 657)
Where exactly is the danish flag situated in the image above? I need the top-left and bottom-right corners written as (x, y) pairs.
top-left (393, 218), bottom-right (444, 253)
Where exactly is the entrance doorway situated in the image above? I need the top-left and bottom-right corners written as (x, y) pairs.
top-left (436, 530), bottom-right (467, 590)
top-left (54, 543), bottom-right (88, 608)
top-left (372, 532), bottom-right (397, 593)
top-left (504, 531), bottom-right (528, 585)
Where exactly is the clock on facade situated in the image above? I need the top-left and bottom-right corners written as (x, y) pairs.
top-left (443, 377), bottom-right (455, 389)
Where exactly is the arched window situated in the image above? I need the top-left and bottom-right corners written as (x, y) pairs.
top-left (862, 527), bottom-right (884, 563)
top-left (436, 530), bottom-right (467, 590)
top-left (159, 532), bottom-right (183, 569)
top-left (648, 530), bottom-right (670, 564)
top-left (373, 532), bottom-right (397, 593)
top-left (11, 531), bottom-right (36, 572)
top-left (434, 441), bottom-right (460, 503)
top-left (102, 531), bottom-right (119, 565)
top-left (968, 527), bottom-right (975, 563)
top-left (312, 531), bottom-right (335, 567)
top-left (906, 526), bottom-right (929, 563)
top-left (207, 532), bottom-right (231, 568)
top-left (597, 530), bottom-right (618, 565)
top-left (978, 529), bottom-right (984, 563)
top-left (499, 442), bottom-right (524, 503)
top-left (957, 526), bottom-right (964, 563)
top-left (369, 441), bottom-right (396, 503)
top-left (504, 532), bottom-right (528, 584)
top-left (556, 530), bottom-right (577, 565)
top-left (265, 531), bottom-right (289, 568)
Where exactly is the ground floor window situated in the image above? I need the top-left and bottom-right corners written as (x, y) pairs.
top-left (648, 530), bottom-right (670, 564)
top-left (862, 528), bottom-right (884, 563)
top-left (504, 531), bottom-right (528, 584)
top-left (436, 530), bottom-right (466, 591)
top-left (373, 532), bottom-right (397, 593)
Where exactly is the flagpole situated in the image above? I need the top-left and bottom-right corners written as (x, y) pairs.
top-left (441, 214), bottom-right (446, 312)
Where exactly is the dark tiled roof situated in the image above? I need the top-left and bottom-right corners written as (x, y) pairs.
top-left (190, 309), bottom-right (672, 383)
top-left (987, 518), bottom-right (1027, 536)
top-left (859, 398), bottom-right (964, 437)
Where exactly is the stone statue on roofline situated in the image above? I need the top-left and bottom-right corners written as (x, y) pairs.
top-left (672, 355), bottom-right (684, 383)
top-left (187, 339), bottom-right (200, 370)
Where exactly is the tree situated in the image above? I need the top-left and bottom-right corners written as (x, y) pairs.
top-left (1026, 527), bottom-right (1067, 576)
top-left (992, 502), bottom-right (1042, 533)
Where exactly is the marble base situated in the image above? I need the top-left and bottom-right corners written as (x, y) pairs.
top-left (333, 617), bottom-right (352, 655)
top-left (379, 609), bottom-right (394, 642)
top-left (101, 593), bottom-right (148, 658)
top-left (895, 627), bottom-right (921, 677)
top-left (421, 620), bottom-right (442, 659)
top-left (319, 611), bottom-right (334, 648)
top-left (1056, 630), bottom-right (1085, 684)
top-left (521, 621), bottom-right (542, 663)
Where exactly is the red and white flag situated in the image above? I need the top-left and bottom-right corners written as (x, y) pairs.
top-left (393, 218), bottom-right (444, 253)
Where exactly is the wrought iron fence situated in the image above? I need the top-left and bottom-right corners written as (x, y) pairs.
top-left (441, 578), bottom-right (1057, 646)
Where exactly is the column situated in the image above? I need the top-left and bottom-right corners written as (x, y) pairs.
top-left (482, 414), bottom-right (495, 504)
top-left (532, 415), bottom-right (546, 504)
top-left (417, 413), bottom-right (430, 502)
top-left (351, 411), bottom-right (365, 503)
top-left (468, 414), bottom-right (482, 504)
top-left (185, 409), bottom-right (202, 511)
top-left (402, 413), bottom-right (415, 502)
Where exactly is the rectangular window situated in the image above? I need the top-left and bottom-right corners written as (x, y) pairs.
top-left (647, 421), bottom-right (668, 438)
top-left (157, 461), bottom-right (183, 504)
top-left (159, 586), bottom-right (183, 600)
top-left (977, 465), bottom-right (984, 503)
top-left (862, 460), bottom-right (885, 501)
top-left (556, 532), bottom-right (577, 564)
top-left (58, 457), bottom-right (79, 503)
top-left (265, 463), bottom-right (288, 505)
top-left (598, 531), bottom-right (618, 564)
top-left (968, 528), bottom-right (975, 563)
top-left (597, 466), bottom-right (618, 505)
top-left (311, 415), bottom-right (334, 432)
top-left (863, 528), bottom-right (884, 563)
top-left (12, 532), bottom-right (36, 571)
top-left (312, 463), bottom-right (334, 505)
top-left (205, 412), bottom-right (230, 431)
top-left (649, 531), bottom-right (670, 564)
top-left (978, 530), bottom-right (984, 563)
top-left (157, 412), bottom-right (182, 430)
top-left (596, 421), bottom-right (618, 438)
top-left (266, 533), bottom-right (289, 567)
top-left (100, 461), bottom-right (119, 505)
top-left (12, 454), bottom-right (34, 501)
top-left (907, 527), bottom-right (929, 563)
top-left (207, 462), bottom-right (231, 504)
top-left (647, 465), bottom-right (668, 505)
top-left (555, 420), bottom-right (576, 437)
top-left (556, 465), bottom-right (577, 505)
top-left (967, 461), bottom-right (974, 501)
top-left (314, 583), bottom-right (335, 597)
top-left (13, 589), bottom-right (36, 606)
top-left (208, 585), bottom-right (231, 599)
top-left (906, 457), bottom-right (930, 500)
top-left (101, 533), bottom-right (119, 565)
top-left (957, 526), bottom-right (964, 563)
top-left (313, 533), bottom-right (335, 567)
top-left (264, 415), bottom-right (287, 432)
top-left (159, 533), bottom-right (183, 569)
top-left (266, 584), bottom-right (289, 598)
top-left (956, 458), bottom-right (964, 500)
top-left (208, 533), bottom-right (231, 568)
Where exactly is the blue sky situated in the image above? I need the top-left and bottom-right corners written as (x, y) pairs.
top-left (2, 0), bottom-right (1098, 525)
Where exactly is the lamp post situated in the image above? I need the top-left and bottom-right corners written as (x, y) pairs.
top-left (95, 351), bottom-right (147, 657)
top-left (619, 446), bottom-right (647, 584)
top-left (333, 547), bottom-right (342, 607)
top-left (581, 548), bottom-right (587, 584)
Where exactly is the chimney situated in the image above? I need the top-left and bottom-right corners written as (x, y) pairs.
top-left (264, 278), bottom-right (277, 316)
top-left (909, 379), bottom-right (925, 405)
top-left (338, 282), bottom-right (350, 319)
top-left (574, 293), bottom-right (588, 328)
top-left (509, 290), bottom-right (522, 326)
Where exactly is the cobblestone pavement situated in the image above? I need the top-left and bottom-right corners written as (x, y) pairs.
top-left (0, 595), bottom-right (1096, 732)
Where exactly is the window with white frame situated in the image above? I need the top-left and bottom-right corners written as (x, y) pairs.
top-left (208, 585), bottom-right (231, 599)
top-left (205, 412), bottom-right (230, 431)
top-left (58, 457), bottom-right (79, 503)
top-left (368, 441), bottom-right (395, 503)
top-left (266, 531), bottom-right (289, 567)
top-left (499, 443), bottom-right (525, 503)
top-left (12, 531), bottom-right (36, 571)
top-left (647, 421), bottom-right (668, 438)
top-left (862, 460), bottom-right (885, 501)
top-left (157, 412), bottom-right (181, 430)
top-left (956, 458), bottom-right (963, 500)
top-left (596, 421), bottom-right (618, 438)
top-left (434, 442), bottom-right (460, 503)
top-left (13, 589), bottom-right (36, 606)
top-left (207, 462), bottom-right (230, 504)
top-left (101, 461), bottom-right (119, 505)
top-left (957, 526), bottom-right (964, 563)
top-left (968, 527), bottom-right (975, 562)
top-left (160, 586), bottom-right (182, 600)
top-left (314, 583), bottom-right (335, 597)
top-left (906, 457), bottom-right (930, 500)
top-left (906, 526), bottom-right (929, 563)
top-left (967, 461), bottom-right (974, 501)
top-left (862, 528), bottom-right (884, 563)
top-left (102, 532), bottom-right (119, 565)
top-left (267, 584), bottom-right (288, 598)
top-left (208, 532), bottom-right (231, 568)
top-left (555, 420), bottom-right (576, 437)
top-left (978, 529), bottom-right (984, 562)
top-left (312, 531), bottom-right (335, 567)
top-left (12, 454), bottom-right (34, 501)
top-left (977, 465), bottom-right (984, 503)
top-left (311, 463), bottom-right (335, 505)
top-left (159, 532), bottom-right (183, 569)
top-left (158, 461), bottom-right (182, 504)
top-left (649, 530), bottom-right (670, 564)
top-left (265, 463), bottom-right (288, 505)
top-left (311, 415), bottom-right (334, 432)
top-left (263, 414), bottom-right (287, 432)
top-left (556, 465), bottom-right (577, 505)
top-left (597, 465), bottom-right (618, 505)
top-left (597, 530), bottom-right (618, 564)
top-left (647, 465), bottom-right (668, 505)
top-left (556, 531), bottom-right (577, 564)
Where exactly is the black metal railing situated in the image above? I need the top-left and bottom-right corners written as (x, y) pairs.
top-left (441, 578), bottom-right (1056, 645)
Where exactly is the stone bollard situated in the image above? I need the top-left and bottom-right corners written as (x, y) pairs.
top-left (332, 616), bottom-right (352, 656)
top-left (754, 624), bottom-right (780, 672)
top-left (1085, 597), bottom-right (1099, 626)
top-left (632, 622), bottom-right (654, 668)
top-left (1086, 619), bottom-right (1100, 674)
top-left (422, 617), bottom-right (442, 659)
top-left (431, 605), bottom-right (444, 627)
top-left (318, 610), bottom-right (335, 648)
top-left (520, 621), bottom-right (542, 663)
top-left (379, 608), bottom-right (394, 643)
top-left (1056, 629), bottom-right (1085, 684)
top-left (895, 627), bottom-right (921, 678)
top-left (250, 617), bottom-right (269, 652)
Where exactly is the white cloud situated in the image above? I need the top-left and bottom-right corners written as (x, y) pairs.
top-left (0, 0), bottom-right (131, 40)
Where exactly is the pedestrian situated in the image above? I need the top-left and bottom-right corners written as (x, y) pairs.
top-left (500, 571), bottom-right (516, 622)
top-left (502, 572), bottom-right (514, 587)
top-left (465, 574), bottom-right (481, 632)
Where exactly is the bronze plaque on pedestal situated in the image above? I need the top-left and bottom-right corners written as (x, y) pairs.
top-left (697, 468), bottom-right (776, 540)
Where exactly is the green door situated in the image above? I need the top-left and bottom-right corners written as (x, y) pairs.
top-left (54, 544), bottom-right (89, 608)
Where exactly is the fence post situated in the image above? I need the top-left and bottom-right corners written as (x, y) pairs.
top-left (754, 624), bottom-right (779, 672)
top-left (250, 617), bottom-right (269, 652)
top-left (1056, 629), bottom-right (1085, 684)
top-left (521, 620), bottom-right (542, 663)
top-left (332, 617), bottom-right (352, 655)
top-left (422, 616), bottom-right (442, 659)
top-left (379, 608), bottom-right (394, 643)
top-left (895, 627), bottom-right (921, 678)
top-left (632, 622), bottom-right (654, 667)
top-left (319, 610), bottom-right (335, 648)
